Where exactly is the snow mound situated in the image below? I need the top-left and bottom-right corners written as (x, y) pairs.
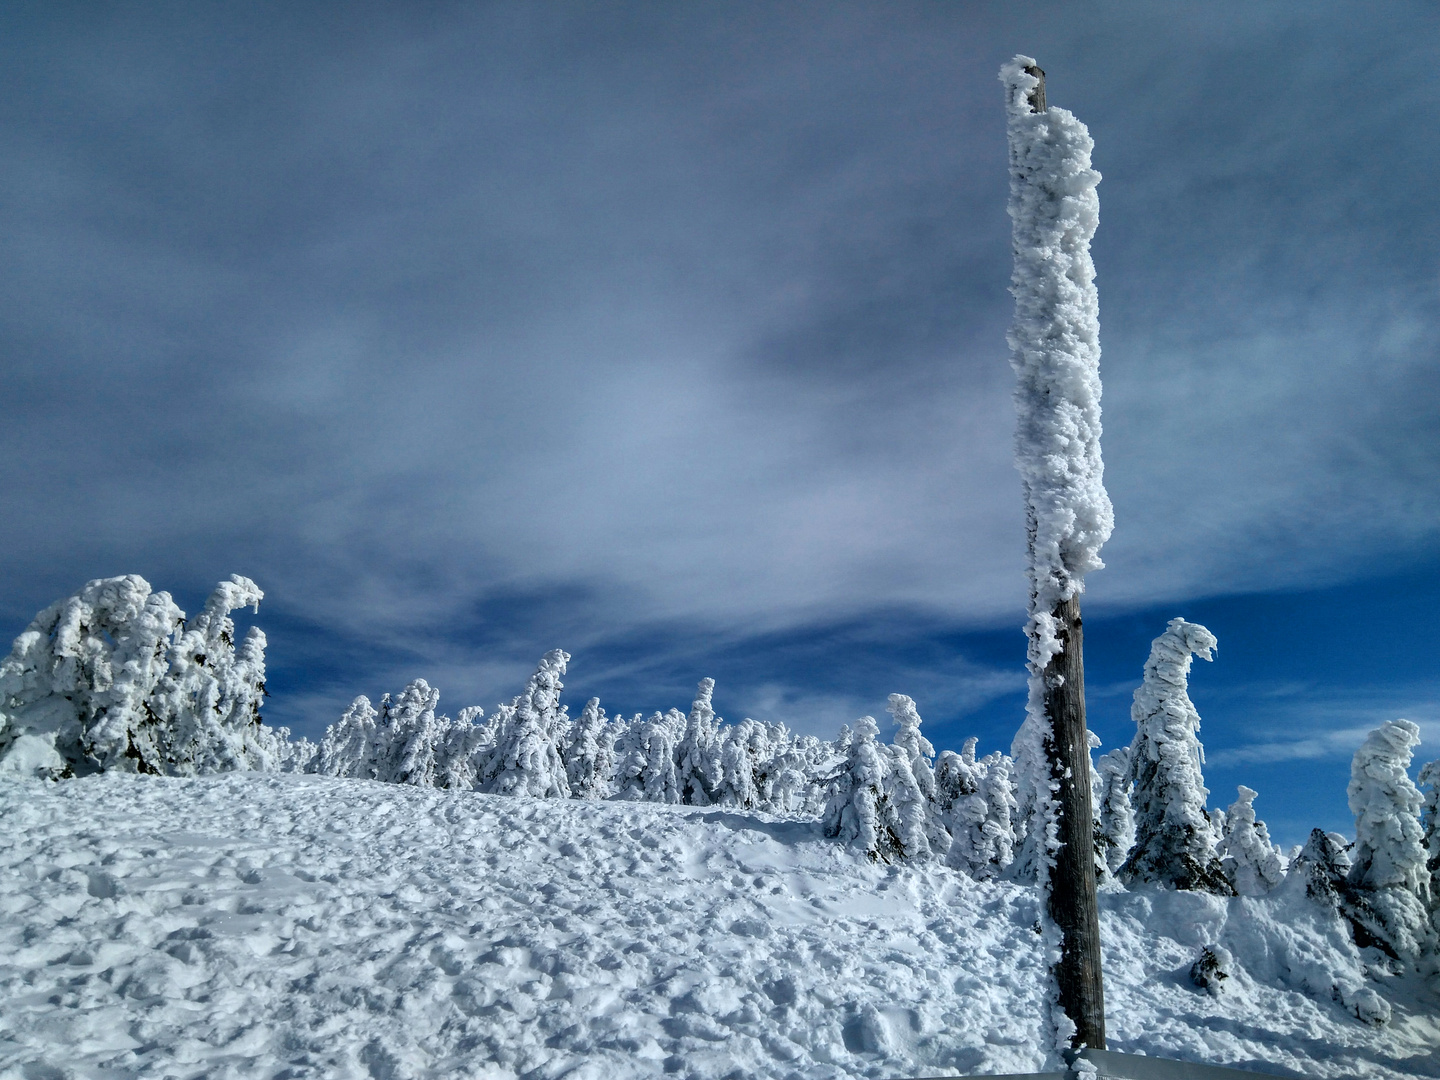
top-left (2, 773), bottom-right (1437, 1079)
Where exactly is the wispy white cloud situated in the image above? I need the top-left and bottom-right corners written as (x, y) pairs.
top-left (1207, 690), bottom-right (1440, 768)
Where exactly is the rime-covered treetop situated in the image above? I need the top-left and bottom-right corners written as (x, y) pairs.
top-left (1001, 56), bottom-right (1113, 620)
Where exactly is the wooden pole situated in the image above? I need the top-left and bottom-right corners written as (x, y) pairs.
top-left (1043, 593), bottom-right (1106, 1050)
top-left (1022, 63), bottom-right (1106, 1052)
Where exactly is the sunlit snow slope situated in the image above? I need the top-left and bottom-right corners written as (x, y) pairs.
top-left (2, 774), bottom-right (1437, 1080)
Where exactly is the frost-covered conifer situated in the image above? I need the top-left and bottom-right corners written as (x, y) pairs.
top-left (1346, 720), bottom-right (1433, 961)
top-left (978, 751), bottom-right (1019, 875)
top-left (821, 714), bottom-right (935, 862)
top-left (611, 714), bottom-right (646, 800)
top-left (614, 711), bottom-right (682, 803)
top-left (154, 576), bottom-right (271, 776)
top-left (315, 696), bottom-right (380, 779)
top-left (373, 680), bottom-right (443, 787)
top-left (315, 682), bottom-right (451, 786)
top-left (778, 733), bottom-right (838, 817)
top-left (934, 741), bottom-right (981, 859)
top-left (483, 650), bottom-right (572, 798)
top-left (434, 706), bottom-right (492, 790)
top-left (565, 697), bottom-right (615, 799)
top-left (1419, 758), bottom-right (1440, 925)
top-left (1283, 826), bottom-right (1405, 970)
top-left (0, 575), bottom-right (181, 776)
top-left (884, 741), bottom-right (935, 861)
top-left (711, 718), bottom-right (767, 809)
top-left (0, 574), bottom-right (276, 778)
top-left (935, 739), bottom-right (982, 800)
top-left (823, 716), bottom-right (890, 860)
top-left (1094, 746), bottom-right (1134, 878)
top-left (257, 727), bottom-right (316, 773)
top-left (937, 742), bottom-right (1018, 878)
top-left (1289, 828), bottom-right (1355, 910)
top-left (885, 695), bottom-right (948, 857)
top-left (675, 678), bottom-right (721, 806)
top-left (887, 694), bottom-right (936, 798)
top-left (1120, 618), bottom-right (1229, 893)
top-left (766, 737), bottom-right (814, 815)
top-left (1217, 786), bottom-right (1285, 896)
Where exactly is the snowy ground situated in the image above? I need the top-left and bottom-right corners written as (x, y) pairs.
top-left (2, 774), bottom-right (1437, 1080)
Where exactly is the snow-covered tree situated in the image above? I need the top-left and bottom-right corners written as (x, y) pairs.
top-left (887, 694), bottom-right (936, 798)
top-left (884, 741), bottom-right (935, 861)
top-left (822, 714), bottom-right (936, 862)
top-left (885, 695), bottom-right (949, 857)
top-left (1282, 826), bottom-right (1403, 972)
top-left (1419, 758), bottom-right (1440, 928)
top-left (1217, 786), bottom-right (1285, 896)
top-left (934, 742), bottom-right (982, 864)
top-left (710, 718), bottom-right (768, 809)
top-left (565, 697), bottom-right (615, 799)
top-left (823, 715), bottom-right (890, 860)
top-left (256, 726), bottom-right (316, 773)
top-left (765, 736), bottom-right (813, 815)
top-left (152, 576), bottom-right (272, 776)
top-left (434, 706), bottom-right (492, 790)
top-left (0, 574), bottom-right (278, 779)
top-left (0, 575), bottom-right (179, 777)
top-left (315, 695), bottom-right (380, 779)
top-left (768, 732), bottom-right (839, 817)
top-left (1346, 720), bottom-right (1433, 962)
top-left (483, 650), bottom-right (572, 798)
top-left (975, 751), bottom-right (1018, 877)
top-left (675, 678), bottom-right (721, 806)
top-left (1094, 745), bottom-right (1134, 878)
top-left (314, 681), bottom-right (454, 786)
top-left (1120, 618), bottom-right (1230, 893)
top-left (614, 710), bottom-right (682, 804)
top-left (935, 741), bottom-right (1018, 880)
top-left (1289, 828), bottom-right (1355, 910)
top-left (373, 680), bottom-right (444, 787)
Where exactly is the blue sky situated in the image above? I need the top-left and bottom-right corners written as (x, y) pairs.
top-left (1, 2), bottom-right (1437, 846)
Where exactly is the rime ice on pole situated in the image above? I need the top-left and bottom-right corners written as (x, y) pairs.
top-left (1001, 56), bottom-right (1113, 618)
top-left (1000, 55), bottom-right (1114, 892)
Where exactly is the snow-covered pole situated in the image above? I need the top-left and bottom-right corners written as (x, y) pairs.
top-left (1002, 57), bottom-right (1113, 1053)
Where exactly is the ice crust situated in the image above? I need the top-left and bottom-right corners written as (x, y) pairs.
top-left (1, 772), bottom-right (1437, 1080)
